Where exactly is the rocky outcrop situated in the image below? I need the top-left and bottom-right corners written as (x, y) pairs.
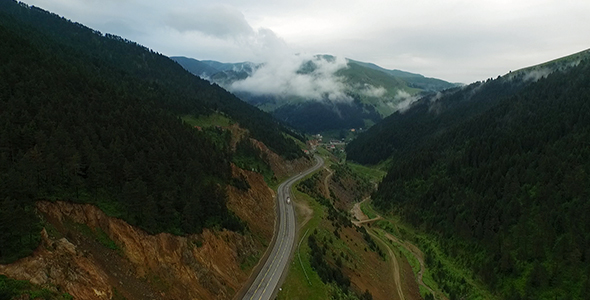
top-left (227, 165), bottom-right (275, 242)
top-left (0, 228), bottom-right (113, 299)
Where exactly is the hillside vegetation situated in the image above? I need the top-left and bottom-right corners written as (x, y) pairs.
top-left (278, 160), bottom-right (393, 300)
top-left (349, 55), bottom-right (590, 298)
top-left (0, 0), bottom-right (301, 264)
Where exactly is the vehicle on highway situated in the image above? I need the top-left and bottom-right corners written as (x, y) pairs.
top-left (242, 155), bottom-right (323, 300)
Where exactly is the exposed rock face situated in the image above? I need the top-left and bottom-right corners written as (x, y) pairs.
top-left (0, 228), bottom-right (113, 299)
top-left (0, 167), bottom-right (276, 300)
top-left (250, 138), bottom-right (312, 179)
top-left (227, 165), bottom-right (275, 242)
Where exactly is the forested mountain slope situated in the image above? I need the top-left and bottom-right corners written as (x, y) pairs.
top-left (0, 1), bottom-right (302, 160)
top-left (346, 49), bottom-right (590, 165)
top-left (0, 0), bottom-right (302, 264)
top-left (345, 78), bottom-right (523, 165)
top-left (358, 57), bottom-right (590, 298)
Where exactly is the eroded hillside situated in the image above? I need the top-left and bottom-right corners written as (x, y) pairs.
top-left (0, 153), bottom-right (311, 299)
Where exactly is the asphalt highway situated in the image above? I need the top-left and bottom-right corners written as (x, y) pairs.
top-left (242, 155), bottom-right (324, 300)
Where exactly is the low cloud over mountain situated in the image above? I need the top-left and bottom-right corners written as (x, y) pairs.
top-left (230, 54), bottom-right (352, 102)
top-left (172, 55), bottom-right (456, 132)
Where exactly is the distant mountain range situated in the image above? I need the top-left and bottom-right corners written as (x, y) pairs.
top-left (172, 55), bottom-right (457, 133)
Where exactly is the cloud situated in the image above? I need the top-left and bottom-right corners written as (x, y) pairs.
top-left (230, 54), bottom-right (352, 102)
top-left (359, 84), bottom-right (387, 98)
top-left (165, 5), bottom-right (253, 39)
top-left (429, 91), bottom-right (443, 103)
top-left (162, 4), bottom-right (289, 62)
top-left (246, 28), bottom-right (289, 58)
top-left (428, 92), bottom-right (444, 114)
top-left (22, 0), bottom-right (590, 85)
top-left (393, 90), bottom-right (420, 113)
top-left (522, 68), bottom-right (552, 82)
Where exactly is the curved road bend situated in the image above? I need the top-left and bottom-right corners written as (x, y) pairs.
top-left (243, 155), bottom-right (324, 300)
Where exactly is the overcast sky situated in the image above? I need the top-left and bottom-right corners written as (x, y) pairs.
top-left (23, 0), bottom-right (590, 83)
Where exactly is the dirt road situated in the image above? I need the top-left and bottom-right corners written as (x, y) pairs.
top-left (351, 198), bottom-right (383, 226)
top-left (381, 232), bottom-right (448, 300)
top-left (367, 229), bottom-right (405, 300)
top-left (350, 199), bottom-right (447, 300)
top-left (323, 166), bottom-right (333, 198)
top-left (351, 199), bottom-right (404, 300)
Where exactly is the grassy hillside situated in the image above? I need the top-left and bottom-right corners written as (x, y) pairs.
top-left (278, 159), bottom-right (388, 300)
top-left (506, 48), bottom-right (590, 80)
top-left (338, 62), bottom-right (420, 116)
top-left (347, 59), bottom-right (456, 92)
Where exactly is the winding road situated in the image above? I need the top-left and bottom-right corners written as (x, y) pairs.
top-left (242, 155), bottom-right (324, 300)
top-left (350, 198), bottom-right (448, 300)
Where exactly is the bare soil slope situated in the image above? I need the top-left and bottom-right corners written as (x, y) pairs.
top-left (323, 166), bottom-right (420, 300)
top-left (0, 165), bottom-right (280, 300)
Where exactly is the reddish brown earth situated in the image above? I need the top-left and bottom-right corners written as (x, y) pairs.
top-left (227, 164), bottom-right (276, 242)
top-left (326, 167), bottom-right (370, 211)
top-left (0, 165), bottom-right (279, 300)
top-left (400, 251), bottom-right (423, 300)
top-left (0, 112), bottom-right (314, 299)
top-left (251, 139), bottom-right (312, 180)
top-left (349, 199), bottom-right (436, 300)
top-left (338, 226), bottom-right (399, 300)
top-left (315, 168), bottom-right (417, 300)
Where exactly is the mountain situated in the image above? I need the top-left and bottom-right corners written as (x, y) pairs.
top-left (167, 56), bottom-right (220, 78)
top-left (0, 2), bottom-right (303, 161)
top-left (347, 49), bottom-right (590, 299)
top-left (347, 58), bottom-right (455, 91)
top-left (170, 57), bottom-right (257, 86)
top-left (172, 56), bottom-right (457, 133)
top-left (0, 0), bottom-right (308, 265)
top-left (347, 48), bottom-right (590, 165)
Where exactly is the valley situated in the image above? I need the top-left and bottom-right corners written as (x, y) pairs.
top-left (2, 0), bottom-right (590, 299)
top-left (276, 152), bottom-right (428, 300)
top-left (275, 152), bottom-right (482, 300)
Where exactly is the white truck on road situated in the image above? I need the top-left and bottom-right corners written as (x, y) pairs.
top-left (286, 197), bottom-right (291, 204)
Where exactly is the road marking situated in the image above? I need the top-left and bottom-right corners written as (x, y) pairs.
top-left (260, 227), bottom-right (289, 297)
top-left (244, 156), bottom-right (324, 300)
top-left (249, 233), bottom-right (287, 299)
top-left (249, 183), bottom-right (289, 299)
